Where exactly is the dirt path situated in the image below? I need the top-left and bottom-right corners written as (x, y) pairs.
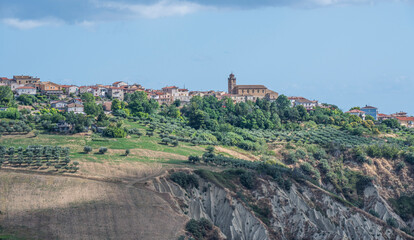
top-left (215, 146), bottom-right (258, 161)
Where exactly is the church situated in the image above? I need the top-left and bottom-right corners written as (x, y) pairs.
top-left (227, 73), bottom-right (278, 101)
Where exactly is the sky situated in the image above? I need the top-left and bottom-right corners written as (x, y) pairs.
top-left (1, 0), bottom-right (414, 115)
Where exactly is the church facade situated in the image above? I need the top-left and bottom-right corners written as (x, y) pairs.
top-left (227, 73), bottom-right (278, 101)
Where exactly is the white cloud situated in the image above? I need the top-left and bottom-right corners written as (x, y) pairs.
top-left (2, 18), bottom-right (63, 30)
top-left (76, 20), bottom-right (97, 28)
top-left (96, 0), bottom-right (209, 19)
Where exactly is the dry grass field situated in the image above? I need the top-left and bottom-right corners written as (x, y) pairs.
top-left (0, 170), bottom-right (187, 240)
top-left (0, 129), bottom-right (258, 239)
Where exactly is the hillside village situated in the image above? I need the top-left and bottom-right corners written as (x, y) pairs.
top-left (2, 73), bottom-right (414, 239)
top-left (1, 73), bottom-right (412, 129)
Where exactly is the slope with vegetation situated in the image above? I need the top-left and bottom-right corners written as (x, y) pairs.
top-left (1, 88), bottom-right (414, 239)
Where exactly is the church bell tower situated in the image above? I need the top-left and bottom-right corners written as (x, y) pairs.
top-left (228, 73), bottom-right (236, 94)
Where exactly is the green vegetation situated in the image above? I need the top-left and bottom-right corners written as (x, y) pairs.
top-left (390, 195), bottom-right (414, 221)
top-left (185, 218), bottom-right (220, 240)
top-left (0, 145), bottom-right (77, 172)
top-left (170, 172), bottom-right (199, 189)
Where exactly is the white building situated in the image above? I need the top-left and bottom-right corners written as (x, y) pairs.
top-left (62, 85), bottom-right (79, 95)
top-left (15, 86), bottom-right (36, 96)
top-left (112, 81), bottom-right (128, 88)
top-left (288, 96), bottom-right (319, 111)
top-left (51, 101), bottom-right (68, 110)
top-left (66, 103), bottom-right (84, 114)
top-left (175, 88), bottom-right (190, 104)
top-left (346, 109), bottom-right (366, 120)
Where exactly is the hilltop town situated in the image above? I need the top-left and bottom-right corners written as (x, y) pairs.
top-left (1, 73), bottom-right (412, 128)
top-left (1, 73), bottom-right (414, 240)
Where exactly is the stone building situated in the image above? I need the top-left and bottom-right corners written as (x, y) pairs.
top-left (227, 73), bottom-right (278, 101)
top-left (13, 75), bottom-right (40, 85)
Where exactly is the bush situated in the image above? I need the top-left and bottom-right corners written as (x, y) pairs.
top-left (396, 161), bottom-right (406, 172)
top-left (369, 209), bottom-right (380, 218)
top-left (170, 172), bottom-right (199, 189)
top-left (99, 147), bottom-right (108, 154)
top-left (239, 171), bottom-right (256, 190)
top-left (102, 126), bottom-right (127, 138)
top-left (404, 152), bottom-right (414, 165)
top-left (386, 217), bottom-right (399, 228)
top-left (125, 149), bottom-right (130, 156)
top-left (188, 155), bottom-right (200, 164)
top-left (185, 218), bottom-right (219, 240)
top-left (313, 148), bottom-right (327, 160)
top-left (284, 151), bottom-right (297, 164)
top-left (84, 146), bottom-right (92, 154)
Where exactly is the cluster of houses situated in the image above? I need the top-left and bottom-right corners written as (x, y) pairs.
top-left (1, 74), bottom-right (412, 128)
top-left (346, 106), bottom-right (414, 128)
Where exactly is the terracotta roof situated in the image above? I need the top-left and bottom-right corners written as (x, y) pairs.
top-left (234, 85), bottom-right (267, 89)
top-left (113, 81), bottom-right (126, 84)
top-left (361, 105), bottom-right (377, 109)
top-left (346, 109), bottom-right (365, 113)
top-left (162, 86), bottom-right (178, 89)
top-left (16, 86), bottom-right (36, 89)
top-left (378, 113), bottom-right (390, 117)
top-left (396, 117), bottom-right (414, 121)
top-left (0, 77), bottom-right (10, 81)
top-left (178, 89), bottom-right (188, 91)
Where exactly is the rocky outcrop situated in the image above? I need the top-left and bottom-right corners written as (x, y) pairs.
top-left (259, 181), bottom-right (408, 240)
top-left (363, 185), bottom-right (407, 229)
top-left (149, 172), bottom-right (412, 240)
top-left (151, 176), bottom-right (269, 240)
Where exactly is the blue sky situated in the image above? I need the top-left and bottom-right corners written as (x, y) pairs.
top-left (0, 0), bottom-right (413, 115)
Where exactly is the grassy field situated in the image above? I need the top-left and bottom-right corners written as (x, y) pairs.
top-left (0, 133), bottom-right (205, 164)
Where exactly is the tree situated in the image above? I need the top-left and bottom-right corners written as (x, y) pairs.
top-left (17, 94), bottom-right (37, 106)
top-left (173, 99), bottom-right (181, 107)
top-left (0, 86), bottom-right (14, 107)
top-left (188, 155), bottom-right (200, 164)
top-left (84, 146), bottom-right (92, 154)
top-left (382, 118), bottom-right (400, 129)
top-left (188, 109), bottom-right (207, 129)
top-left (126, 91), bottom-right (159, 115)
top-left (111, 99), bottom-right (122, 112)
top-left (84, 102), bottom-right (103, 116)
top-left (81, 93), bottom-right (95, 103)
top-left (275, 95), bottom-right (291, 111)
top-left (99, 147), bottom-right (108, 154)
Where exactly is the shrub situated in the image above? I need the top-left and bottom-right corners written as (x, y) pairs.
top-left (185, 218), bottom-right (219, 240)
top-left (369, 209), bottom-right (380, 218)
top-left (386, 217), bottom-right (399, 228)
top-left (239, 171), bottom-right (256, 190)
top-left (99, 147), bottom-right (108, 154)
top-left (188, 155), bottom-right (201, 164)
top-left (125, 149), bottom-right (130, 156)
top-left (84, 146), bottom-right (92, 154)
top-left (102, 126), bottom-right (127, 138)
top-left (170, 172), bottom-right (199, 189)
top-left (313, 148), bottom-right (327, 160)
top-left (404, 152), bottom-right (414, 165)
top-left (318, 159), bottom-right (331, 174)
top-left (284, 151), bottom-right (297, 164)
top-left (396, 161), bottom-right (406, 172)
